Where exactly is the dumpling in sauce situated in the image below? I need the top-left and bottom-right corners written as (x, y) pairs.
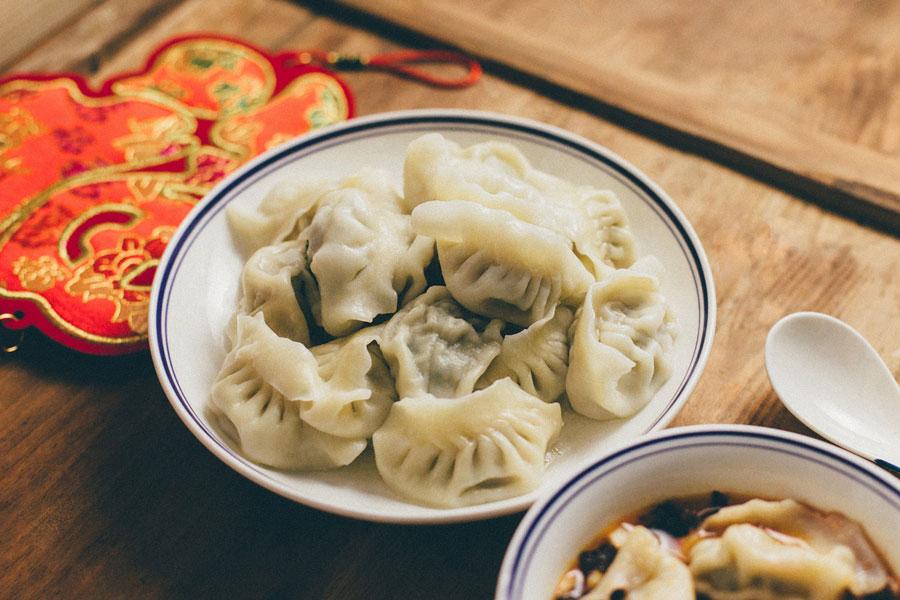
top-left (688, 499), bottom-right (892, 600)
top-left (582, 526), bottom-right (694, 600)
top-left (554, 494), bottom-right (897, 600)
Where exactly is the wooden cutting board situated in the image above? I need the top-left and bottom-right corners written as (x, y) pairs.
top-left (338, 0), bottom-right (900, 232)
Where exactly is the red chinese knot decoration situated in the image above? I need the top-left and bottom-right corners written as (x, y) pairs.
top-left (0, 34), bottom-right (354, 354)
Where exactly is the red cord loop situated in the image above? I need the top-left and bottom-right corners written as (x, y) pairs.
top-left (297, 49), bottom-right (481, 89)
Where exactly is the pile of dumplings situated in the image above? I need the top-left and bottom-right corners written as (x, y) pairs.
top-left (210, 133), bottom-right (677, 508)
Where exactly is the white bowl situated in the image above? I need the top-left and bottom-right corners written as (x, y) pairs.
top-left (496, 424), bottom-right (900, 599)
top-left (149, 109), bottom-right (716, 523)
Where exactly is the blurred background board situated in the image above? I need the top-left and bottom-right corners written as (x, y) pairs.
top-left (339, 0), bottom-right (900, 231)
top-left (0, 0), bottom-right (98, 70)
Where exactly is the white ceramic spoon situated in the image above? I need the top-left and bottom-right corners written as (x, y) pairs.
top-left (765, 312), bottom-right (900, 474)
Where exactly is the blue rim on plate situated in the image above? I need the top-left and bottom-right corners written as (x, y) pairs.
top-left (496, 424), bottom-right (900, 599)
top-left (148, 109), bottom-right (718, 523)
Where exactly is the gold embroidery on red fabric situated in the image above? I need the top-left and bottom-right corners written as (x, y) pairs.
top-left (0, 173), bottom-right (192, 344)
top-left (12, 255), bottom-right (68, 292)
top-left (301, 73), bottom-right (350, 128)
top-left (205, 75), bottom-right (269, 118)
top-left (64, 226), bottom-right (173, 336)
top-left (120, 260), bottom-right (157, 292)
top-left (1, 108), bottom-right (41, 179)
top-left (212, 119), bottom-right (261, 159)
top-left (264, 132), bottom-right (295, 151)
top-left (111, 40), bottom-right (277, 120)
top-left (0, 149), bottom-right (197, 250)
top-left (0, 78), bottom-right (198, 120)
top-left (0, 106), bottom-right (42, 154)
top-left (58, 203), bottom-right (143, 268)
top-left (0, 79), bottom-right (199, 246)
top-left (210, 72), bottom-right (349, 157)
top-left (0, 43), bottom-right (350, 347)
top-left (113, 114), bottom-right (199, 163)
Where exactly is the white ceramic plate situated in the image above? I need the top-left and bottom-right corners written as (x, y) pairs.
top-left (496, 425), bottom-right (900, 599)
top-left (148, 110), bottom-right (716, 523)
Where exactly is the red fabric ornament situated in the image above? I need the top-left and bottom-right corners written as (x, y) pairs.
top-left (0, 34), bottom-right (354, 354)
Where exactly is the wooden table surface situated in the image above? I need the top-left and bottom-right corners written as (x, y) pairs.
top-left (346, 0), bottom-right (900, 229)
top-left (2, 1), bottom-right (898, 598)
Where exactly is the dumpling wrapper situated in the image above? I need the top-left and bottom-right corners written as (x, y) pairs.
top-left (477, 304), bottom-right (574, 402)
top-left (567, 256), bottom-right (676, 420)
top-left (412, 199), bottom-right (593, 326)
top-left (303, 325), bottom-right (396, 439)
top-left (688, 499), bottom-right (892, 599)
top-left (403, 132), bottom-right (635, 275)
top-left (226, 178), bottom-right (333, 259)
top-left (304, 171), bottom-right (434, 337)
top-left (379, 286), bottom-right (503, 399)
top-left (210, 314), bottom-right (366, 470)
top-left (227, 239), bottom-right (310, 347)
top-left (373, 378), bottom-right (562, 508)
top-left (690, 525), bottom-right (859, 600)
top-left (583, 526), bottom-right (694, 600)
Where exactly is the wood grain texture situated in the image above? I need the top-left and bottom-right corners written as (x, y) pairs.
top-left (1, 0), bottom-right (898, 598)
top-left (0, 0), bottom-right (99, 69)
top-left (337, 0), bottom-right (900, 231)
top-left (9, 0), bottom-right (185, 74)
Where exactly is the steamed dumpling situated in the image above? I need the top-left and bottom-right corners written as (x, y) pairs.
top-left (372, 379), bottom-right (562, 507)
top-left (575, 188), bottom-right (636, 276)
top-left (303, 170), bottom-right (434, 336)
top-left (691, 526), bottom-right (857, 600)
top-left (582, 526), bottom-right (694, 600)
top-left (402, 132), bottom-right (635, 275)
top-left (228, 239), bottom-right (310, 346)
top-left (302, 325), bottom-right (396, 439)
top-left (210, 314), bottom-right (366, 470)
top-left (227, 168), bottom-right (406, 258)
top-left (567, 257), bottom-right (676, 420)
top-left (412, 200), bottom-right (593, 326)
top-left (379, 286), bottom-right (503, 398)
top-left (477, 304), bottom-right (574, 402)
top-left (403, 133), bottom-right (543, 214)
top-left (226, 178), bottom-right (333, 258)
top-left (688, 499), bottom-right (892, 599)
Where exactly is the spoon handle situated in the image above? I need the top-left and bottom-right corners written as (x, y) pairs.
top-left (874, 458), bottom-right (900, 477)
